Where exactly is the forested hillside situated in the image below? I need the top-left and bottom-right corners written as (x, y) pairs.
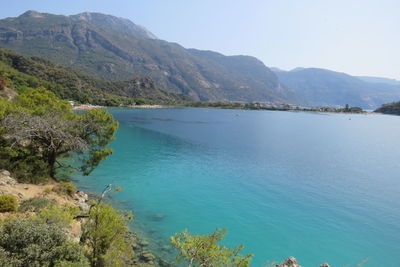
top-left (0, 47), bottom-right (178, 105)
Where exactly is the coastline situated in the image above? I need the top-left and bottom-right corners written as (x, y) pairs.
top-left (0, 170), bottom-right (170, 266)
top-left (70, 102), bottom-right (376, 115)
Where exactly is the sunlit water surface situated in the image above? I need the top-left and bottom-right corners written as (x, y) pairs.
top-left (75, 108), bottom-right (400, 267)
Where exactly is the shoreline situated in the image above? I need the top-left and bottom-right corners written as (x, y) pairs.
top-left (70, 102), bottom-right (378, 115)
top-left (0, 170), bottom-right (169, 266)
top-left (107, 104), bottom-right (375, 115)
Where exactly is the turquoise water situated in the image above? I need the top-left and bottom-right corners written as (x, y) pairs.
top-left (75, 108), bottom-right (400, 266)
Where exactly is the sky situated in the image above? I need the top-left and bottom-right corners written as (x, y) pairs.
top-left (1, 0), bottom-right (399, 79)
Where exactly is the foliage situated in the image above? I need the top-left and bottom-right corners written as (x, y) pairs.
top-left (80, 203), bottom-right (133, 267)
top-left (171, 228), bottom-right (253, 267)
top-left (184, 101), bottom-right (365, 113)
top-left (0, 218), bottom-right (89, 266)
top-left (0, 88), bottom-right (118, 180)
top-left (0, 97), bottom-right (10, 120)
top-left (0, 47), bottom-right (175, 105)
top-left (15, 87), bottom-right (71, 115)
top-left (18, 197), bottom-right (55, 212)
top-left (375, 101), bottom-right (400, 115)
top-left (37, 204), bottom-right (79, 229)
top-left (0, 194), bottom-right (18, 212)
top-left (0, 75), bottom-right (5, 90)
top-left (53, 182), bottom-right (77, 197)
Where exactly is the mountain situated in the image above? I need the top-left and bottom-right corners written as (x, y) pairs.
top-left (0, 11), bottom-right (296, 103)
top-left (0, 47), bottom-right (175, 105)
top-left (357, 76), bottom-right (400, 86)
top-left (273, 68), bottom-right (400, 108)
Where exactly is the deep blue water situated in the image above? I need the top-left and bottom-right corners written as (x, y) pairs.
top-left (75, 108), bottom-right (400, 266)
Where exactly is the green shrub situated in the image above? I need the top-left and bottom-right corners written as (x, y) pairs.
top-left (0, 146), bottom-right (50, 184)
top-left (53, 181), bottom-right (77, 196)
top-left (0, 195), bottom-right (18, 212)
top-left (18, 198), bottom-right (55, 212)
top-left (0, 218), bottom-right (89, 266)
top-left (37, 204), bottom-right (79, 228)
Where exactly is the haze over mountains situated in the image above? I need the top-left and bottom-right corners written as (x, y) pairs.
top-left (0, 10), bottom-right (399, 108)
top-left (273, 68), bottom-right (400, 108)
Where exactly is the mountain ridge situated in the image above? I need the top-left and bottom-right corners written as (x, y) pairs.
top-left (273, 67), bottom-right (400, 108)
top-left (0, 10), bottom-right (297, 103)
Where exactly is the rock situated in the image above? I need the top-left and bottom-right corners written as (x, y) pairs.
top-left (138, 239), bottom-right (149, 247)
top-left (276, 257), bottom-right (301, 267)
top-left (77, 191), bottom-right (88, 201)
top-left (17, 192), bottom-right (24, 199)
top-left (0, 170), bottom-right (17, 186)
top-left (1, 170), bottom-right (10, 176)
top-left (160, 245), bottom-right (173, 253)
top-left (320, 264), bottom-right (330, 267)
top-left (140, 252), bottom-right (156, 262)
top-left (150, 213), bottom-right (165, 221)
top-left (78, 202), bottom-right (90, 213)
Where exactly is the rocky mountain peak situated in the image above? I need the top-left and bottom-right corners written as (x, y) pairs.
top-left (70, 12), bottom-right (157, 39)
top-left (19, 10), bottom-right (45, 18)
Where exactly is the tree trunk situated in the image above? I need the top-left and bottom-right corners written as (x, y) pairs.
top-left (47, 151), bottom-right (57, 179)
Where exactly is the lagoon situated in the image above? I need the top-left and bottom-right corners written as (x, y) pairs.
top-left (76, 108), bottom-right (400, 266)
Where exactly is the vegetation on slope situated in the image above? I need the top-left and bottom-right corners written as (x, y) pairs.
top-left (184, 101), bottom-right (364, 113)
top-left (374, 101), bottom-right (400, 115)
top-left (0, 47), bottom-right (178, 105)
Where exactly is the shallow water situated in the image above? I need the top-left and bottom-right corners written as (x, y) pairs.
top-left (75, 108), bottom-right (400, 266)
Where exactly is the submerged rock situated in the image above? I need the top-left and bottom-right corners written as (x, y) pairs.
top-left (150, 213), bottom-right (165, 221)
top-left (138, 239), bottom-right (150, 247)
top-left (320, 264), bottom-right (330, 267)
top-left (140, 251), bottom-right (156, 262)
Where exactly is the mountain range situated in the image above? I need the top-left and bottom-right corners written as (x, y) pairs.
top-left (0, 10), bottom-right (399, 108)
top-left (0, 10), bottom-right (296, 103)
top-left (273, 68), bottom-right (400, 108)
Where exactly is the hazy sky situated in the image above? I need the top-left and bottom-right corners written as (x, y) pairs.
top-left (1, 0), bottom-right (399, 79)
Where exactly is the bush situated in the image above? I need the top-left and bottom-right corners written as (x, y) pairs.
top-left (53, 181), bottom-right (77, 196)
top-left (0, 149), bottom-right (50, 184)
top-left (0, 218), bottom-right (89, 266)
top-left (37, 204), bottom-right (79, 228)
top-left (0, 195), bottom-right (18, 212)
top-left (18, 198), bottom-right (55, 212)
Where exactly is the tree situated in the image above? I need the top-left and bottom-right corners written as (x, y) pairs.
top-left (2, 112), bottom-right (87, 177)
top-left (171, 228), bottom-right (253, 267)
top-left (0, 88), bottom-right (118, 179)
top-left (80, 203), bottom-right (133, 267)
